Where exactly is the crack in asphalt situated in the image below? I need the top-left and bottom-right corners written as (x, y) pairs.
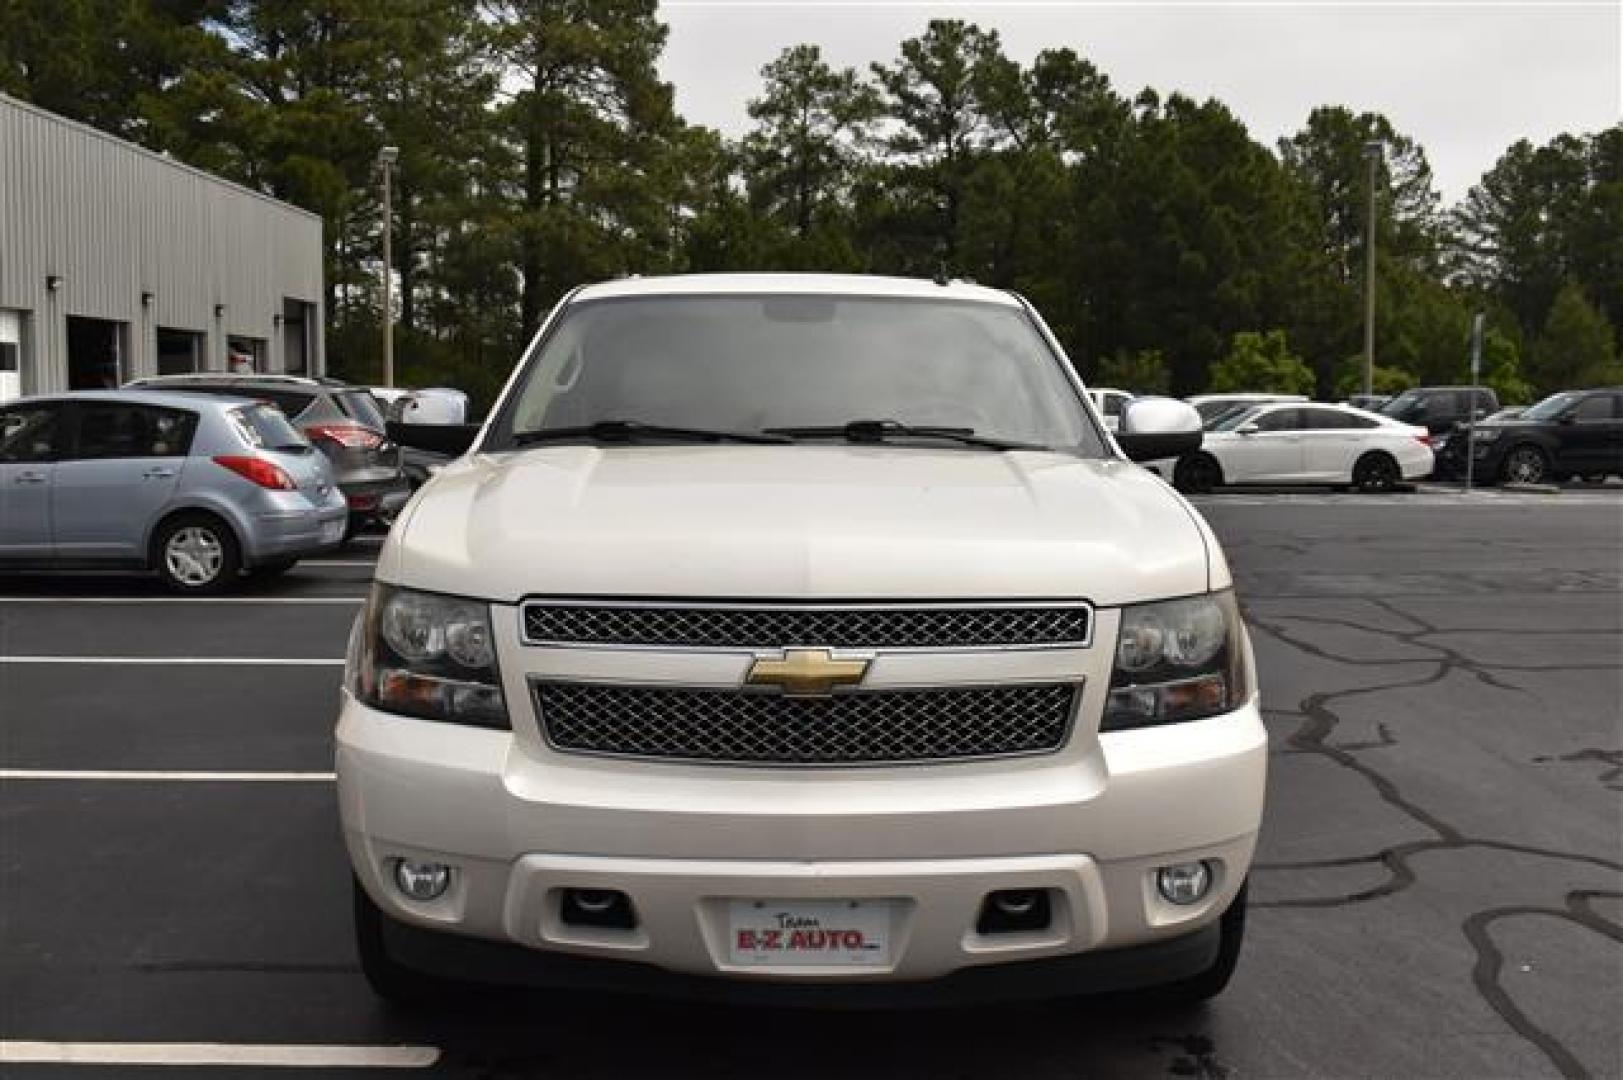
top-left (1532, 749), bottom-right (1623, 792)
top-left (1462, 891), bottom-right (1623, 1080)
top-left (1240, 595), bottom-right (1623, 1078)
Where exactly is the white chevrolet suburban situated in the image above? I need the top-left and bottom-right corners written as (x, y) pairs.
top-left (339, 274), bottom-right (1266, 1007)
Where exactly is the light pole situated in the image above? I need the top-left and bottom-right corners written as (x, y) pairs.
top-left (1361, 139), bottom-right (1383, 398)
top-left (378, 144), bottom-right (399, 388)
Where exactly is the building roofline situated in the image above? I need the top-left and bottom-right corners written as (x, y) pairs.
top-left (0, 91), bottom-right (322, 224)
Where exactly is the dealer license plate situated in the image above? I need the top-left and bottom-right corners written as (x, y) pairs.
top-left (727, 899), bottom-right (892, 967)
top-left (320, 519), bottom-right (345, 544)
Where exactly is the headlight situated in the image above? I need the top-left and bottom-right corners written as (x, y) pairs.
top-left (347, 584), bottom-right (508, 729)
top-left (1103, 590), bottom-right (1249, 732)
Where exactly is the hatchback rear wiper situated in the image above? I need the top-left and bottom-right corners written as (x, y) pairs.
top-left (511, 420), bottom-right (793, 447)
top-left (763, 420), bottom-right (1048, 452)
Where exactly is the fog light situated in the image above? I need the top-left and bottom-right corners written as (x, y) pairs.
top-left (560, 888), bottom-right (637, 930)
top-left (1156, 861), bottom-right (1212, 906)
top-left (393, 858), bottom-right (452, 902)
top-left (976, 889), bottom-right (1053, 934)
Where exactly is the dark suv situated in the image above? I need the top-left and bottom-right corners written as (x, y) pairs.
top-left (1461, 388), bottom-right (1623, 485)
top-left (1378, 386), bottom-right (1499, 435)
top-left (127, 374), bottom-right (409, 534)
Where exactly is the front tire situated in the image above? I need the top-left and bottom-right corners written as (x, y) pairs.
top-left (1352, 452), bottom-right (1400, 493)
top-left (353, 879), bottom-right (461, 1007)
top-left (152, 513), bottom-right (240, 594)
top-left (1173, 453), bottom-right (1223, 495)
top-left (1139, 879), bottom-right (1247, 1007)
top-left (1500, 445), bottom-right (1549, 485)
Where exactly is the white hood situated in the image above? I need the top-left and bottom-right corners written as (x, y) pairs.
top-left (380, 446), bottom-right (1220, 606)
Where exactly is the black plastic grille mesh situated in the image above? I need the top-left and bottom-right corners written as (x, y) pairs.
top-left (523, 604), bottom-right (1090, 649)
top-left (536, 682), bottom-right (1077, 765)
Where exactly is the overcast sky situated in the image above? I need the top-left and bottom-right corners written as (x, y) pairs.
top-left (660, 0), bottom-right (1622, 204)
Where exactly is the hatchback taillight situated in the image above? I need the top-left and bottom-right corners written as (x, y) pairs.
top-left (307, 423), bottom-right (385, 450)
top-left (213, 455), bottom-right (296, 491)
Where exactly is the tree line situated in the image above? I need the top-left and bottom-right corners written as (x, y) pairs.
top-left (4, 1), bottom-right (1619, 407)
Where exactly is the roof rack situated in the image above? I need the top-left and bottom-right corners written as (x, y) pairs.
top-left (126, 372), bottom-right (324, 387)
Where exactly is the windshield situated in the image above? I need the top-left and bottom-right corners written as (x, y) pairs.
top-left (489, 296), bottom-right (1103, 453)
top-left (1379, 390), bottom-right (1425, 419)
top-left (336, 390), bottom-right (388, 430)
top-left (232, 404), bottom-right (309, 449)
top-left (1520, 392), bottom-right (1580, 421)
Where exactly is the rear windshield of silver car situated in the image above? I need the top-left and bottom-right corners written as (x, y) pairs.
top-left (232, 404), bottom-right (309, 450)
top-left (489, 295), bottom-right (1105, 453)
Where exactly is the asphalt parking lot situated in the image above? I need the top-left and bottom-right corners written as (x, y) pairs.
top-left (3, 488), bottom-right (1620, 1079)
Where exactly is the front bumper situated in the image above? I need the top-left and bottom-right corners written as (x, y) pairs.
top-left (337, 692), bottom-right (1265, 988)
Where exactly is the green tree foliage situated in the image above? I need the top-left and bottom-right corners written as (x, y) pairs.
top-left (1280, 106), bottom-right (1445, 279)
top-left (1477, 329), bottom-right (1535, 405)
top-left (1455, 127), bottom-right (1623, 346)
top-left (869, 20), bottom-right (1005, 269)
top-left (1094, 350), bottom-right (1170, 395)
top-left (1530, 283), bottom-right (1620, 392)
top-left (1210, 331), bottom-right (1316, 395)
top-left (1333, 359), bottom-right (1415, 398)
top-left (742, 45), bottom-right (878, 242)
top-left (485, 0), bottom-right (678, 333)
top-left (7, 8), bottom-right (1615, 403)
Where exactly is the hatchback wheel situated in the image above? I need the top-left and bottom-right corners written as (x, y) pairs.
top-left (154, 514), bottom-right (240, 594)
top-left (1352, 452), bottom-right (1400, 493)
top-left (1500, 445), bottom-right (1548, 485)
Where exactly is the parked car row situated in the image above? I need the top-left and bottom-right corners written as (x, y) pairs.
top-left (0, 390), bottom-right (347, 591)
top-left (126, 373), bottom-right (411, 534)
top-left (1434, 388), bottom-right (1623, 484)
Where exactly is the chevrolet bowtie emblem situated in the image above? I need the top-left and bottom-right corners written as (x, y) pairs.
top-left (745, 649), bottom-right (871, 697)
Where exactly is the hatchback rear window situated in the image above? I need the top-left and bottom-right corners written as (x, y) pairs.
top-left (335, 391), bottom-right (386, 430)
top-left (232, 404), bottom-right (310, 450)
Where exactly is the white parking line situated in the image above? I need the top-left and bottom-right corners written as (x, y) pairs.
top-left (0, 1041), bottom-right (437, 1068)
top-left (1, 769), bottom-right (335, 782)
top-left (0, 656), bottom-right (343, 665)
top-left (0, 597), bottom-right (362, 604)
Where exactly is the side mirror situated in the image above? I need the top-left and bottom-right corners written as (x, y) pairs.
top-left (1235, 422), bottom-right (1260, 436)
top-left (1556, 413), bottom-right (1576, 425)
top-left (1116, 396), bottom-right (1203, 463)
top-left (399, 388), bottom-right (470, 425)
top-left (386, 421), bottom-right (481, 456)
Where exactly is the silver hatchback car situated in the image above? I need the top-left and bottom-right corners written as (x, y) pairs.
top-left (0, 390), bottom-right (348, 592)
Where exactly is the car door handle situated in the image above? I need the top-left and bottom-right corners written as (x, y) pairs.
top-left (141, 468), bottom-right (177, 480)
top-left (13, 472), bottom-right (47, 485)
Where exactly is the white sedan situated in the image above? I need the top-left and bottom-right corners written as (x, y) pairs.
top-left (1150, 402), bottom-right (1434, 493)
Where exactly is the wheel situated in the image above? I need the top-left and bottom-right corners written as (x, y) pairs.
top-left (248, 558), bottom-right (298, 579)
top-left (1173, 453), bottom-right (1223, 494)
top-left (152, 513), bottom-right (240, 594)
top-left (1139, 878), bottom-right (1248, 1007)
top-left (1500, 445), bottom-right (1549, 485)
top-left (353, 878), bottom-right (459, 1007)
top-left (1351, 452), bottom-right (1400, 493)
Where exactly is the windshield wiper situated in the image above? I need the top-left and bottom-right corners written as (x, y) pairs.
top-left (763, 420), bottom-right (1048, 452)
top-left (511, 420), bottom-right (792, 447)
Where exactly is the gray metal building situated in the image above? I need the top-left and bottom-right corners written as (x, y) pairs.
top-left (0, 93), bottom-right (323, 403)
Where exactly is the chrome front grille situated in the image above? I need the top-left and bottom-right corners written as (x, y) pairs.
top-left (522, 602), bottom-right (1091, 649)
top-left (534, 682), bottom-right (1078, 766)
